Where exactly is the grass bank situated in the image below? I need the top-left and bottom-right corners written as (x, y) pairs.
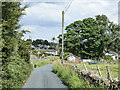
top-left (52, 61), bottom-right (95, 88)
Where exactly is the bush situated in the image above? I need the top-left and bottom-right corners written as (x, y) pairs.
top-left (104, 55), bottom-right (113, 61)
top-left (52, 62), bottom-right (89, 88)
top-left (2, 56), bottom-right (33, 88)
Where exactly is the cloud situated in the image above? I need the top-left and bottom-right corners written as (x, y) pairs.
top-left (21, 25), bottom-right (61, 42)
top-left (20, 2), bottom-right (64, 27)
top-left (20, 0), bottom-right (119, 41)
top-left (64, 0), bottom-right (119, 26)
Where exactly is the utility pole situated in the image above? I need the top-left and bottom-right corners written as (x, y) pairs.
top-left (61, 11), bottom-right (64, 64)
top-left (61, 0), bottom-right (74, 64)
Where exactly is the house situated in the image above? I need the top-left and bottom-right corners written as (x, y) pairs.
top-left (40, 49), bottom-right (58, 56)
top-left (65, 53), bottom-right (80, 63)
top-left (105, 51), bottom-right (118, 60)
top-left (82, 59), bottom-right (92, 62)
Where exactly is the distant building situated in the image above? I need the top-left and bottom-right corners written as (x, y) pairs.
top-left (82, 59), bottom-right (92, 62)
top-left (65, 53), bottom-right (80, 63)
top-left (105, 51), bottom-right (118, 60)
top-left (40, 49), bottom-right (58, 56)
top-left (31, 45), bottom-right (35, 49)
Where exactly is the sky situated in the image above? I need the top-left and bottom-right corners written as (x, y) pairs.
top-left (19, 0), bottom-right (120, 42)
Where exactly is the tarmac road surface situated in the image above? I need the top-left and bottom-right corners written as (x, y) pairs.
top-left (22, 64), bottom-right (68, 89)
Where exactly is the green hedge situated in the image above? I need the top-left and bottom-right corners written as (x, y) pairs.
top-left (2, 57), bottom-right (33, 88)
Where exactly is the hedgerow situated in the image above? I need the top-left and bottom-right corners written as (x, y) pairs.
top-left (2, 56), bottom-right (33, 88)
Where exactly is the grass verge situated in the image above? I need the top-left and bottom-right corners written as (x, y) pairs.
top-left (52, 61), bottom-right (96, 88)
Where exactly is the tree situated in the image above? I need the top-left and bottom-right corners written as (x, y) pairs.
top-left (2, 2), bottom-right (34, 88)
top-left (58, 18), bottom-right (100, 59)
top-left (95, 15), bottom-right (119, 57)
top-left (44, 40), bottom-right (49, 46)
top-left (2, 2), bottom-right (28, 66)
top-left (58, 15), bottom-right (119, 59)
top-left (52, 37), bottom-right (55, 43)
top-left (32, 39), bottom-right (50, 47)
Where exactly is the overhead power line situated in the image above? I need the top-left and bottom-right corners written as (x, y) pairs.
top-left (64, 0), bottom-right (74, 13)
top-left (64, 0), bottom-right (71, 11)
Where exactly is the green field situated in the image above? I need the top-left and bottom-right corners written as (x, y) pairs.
top-left (77, 62), bottom-right (119, 79)
top-left (32, 60), bottom-right (53, 68)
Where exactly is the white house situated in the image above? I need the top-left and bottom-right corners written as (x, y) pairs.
top-left (82, 59), bottom-right (92, 62)
top-left (105, 51), bottom-right (118, 60)
top-left (40, 49), bottom-right (58, 56)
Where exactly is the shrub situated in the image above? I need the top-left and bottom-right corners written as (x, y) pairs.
top-left (2, 56), bottom-right (33, 88)
top-left (104, 55), bottom-right (113, 61)
top-left (52, 62), bottom-right (89, 88)
top-left (59, 52), bottom-right (71, 59)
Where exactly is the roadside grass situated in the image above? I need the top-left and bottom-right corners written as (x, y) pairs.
top-left (52, 61), bottom-right (99, 88)
top-left (31, 56), bottom-right (60, 68)
top-left (77, 62), bottom-right (118, 79)
top-left (31, 54), bottom-right (38, 58)
top-left (32, 60), bottom-right (53, 68)
top-left (46, 56), bottom-right (60, 60)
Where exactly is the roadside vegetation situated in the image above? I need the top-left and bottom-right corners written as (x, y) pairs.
top-left (46, 56), bottom-right (60, 60)
top-left (52, 61), bottom-right (98, 88)
top-left (2, 2), bottom-right (33, 88)
top-left (2, 58), bottom-right (33, 88)
top-left (32, 60), bottom-right (52, 68)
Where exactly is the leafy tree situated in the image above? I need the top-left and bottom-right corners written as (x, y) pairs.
top-left (32, 39), bottom-right (49, 47)
top-left (2, 2), bottom-right (28, 66)
top-left (58, 15), bottom-right (119, 59)
top-left (43, 40), bottom-right (49, 46)
top-left (2, 2), bottom-right (33, 88)
top-left (32, 49), bottom-right (38, 56)
top-left (52, 37), bottom-right (55, 43)
top-left (58, 18), bottom-right (100, 59)
top-left (95, 15), bottom-right (119, 57)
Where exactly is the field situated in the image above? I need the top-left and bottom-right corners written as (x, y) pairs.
top-left (46, 56), bottom-right (60, 60)
top-left (77, 62), bottom-right (119, 79)
top-left (32, 60), bottom-right (53, 68)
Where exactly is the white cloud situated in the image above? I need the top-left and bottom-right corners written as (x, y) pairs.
top-left (20, 0), bottom-right (119, 41)
top-left (64, 0), bottom-right (119, 25)
top-left (23, 2), bottom-right (63, 22)
top-left (21, 25), bottom-right (61, 42)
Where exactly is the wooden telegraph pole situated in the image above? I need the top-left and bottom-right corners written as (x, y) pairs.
top-left (61, 0), bottom-right (74, 64)
top-left (61, 11), bottom-right (64, 64)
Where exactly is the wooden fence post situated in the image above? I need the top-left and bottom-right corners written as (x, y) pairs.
top-left (84, 64), bottom-right (88, 71)
top-left (97, 65), bottom-right (102, 77)
top-left (106, 66), bottom-right (112, 81)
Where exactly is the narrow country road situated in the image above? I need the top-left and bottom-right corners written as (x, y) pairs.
top-left (22, 64), bottom-right (68, 88)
